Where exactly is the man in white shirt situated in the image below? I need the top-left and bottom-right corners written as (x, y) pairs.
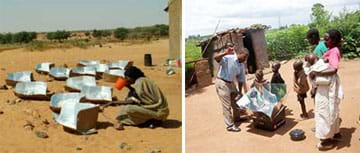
top-left (214, 42), bottom-right (248, 132)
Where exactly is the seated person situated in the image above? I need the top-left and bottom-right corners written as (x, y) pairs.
top-left (114, 66), bottom-right (169, 130)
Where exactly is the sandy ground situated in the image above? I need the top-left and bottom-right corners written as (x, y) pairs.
top-left (186, 59), bottom-right (360, 153)
top-left (0, 39), bottom-right (182, 153)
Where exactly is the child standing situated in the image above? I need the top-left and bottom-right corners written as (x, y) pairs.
top-left (251, 70), bottom-right (268, 90)
top-left (270, 62), bottom-right (285, 84)
top-left (293, 60), bottom-right (310, 119)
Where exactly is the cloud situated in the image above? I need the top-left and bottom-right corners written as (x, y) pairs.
top-left (184, 0), bottom-right (360, 37)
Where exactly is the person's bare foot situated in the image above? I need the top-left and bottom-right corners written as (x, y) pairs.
top-left (299, 114), bottom-right (309, 120)
top-left (114, 123), bottom-right (124, 131)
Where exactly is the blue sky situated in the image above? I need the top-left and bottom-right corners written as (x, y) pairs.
top-left (184, 0), bottom-right (360, 37)
top-left (0, 0), bottom-right (169, 33)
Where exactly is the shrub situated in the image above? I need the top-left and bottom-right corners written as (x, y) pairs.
top-left (266, 25), bottom-right (309, 60)
top-left (114, 28), bottom-right (129, 40)
top-left (47, 30), bottom-right (71, 42)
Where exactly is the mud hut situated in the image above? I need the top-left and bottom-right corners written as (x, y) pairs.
top-left (198, 24), bottom-right (270, 76)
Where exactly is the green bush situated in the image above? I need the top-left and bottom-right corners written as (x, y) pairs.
top-left (125, 24), bottom-right (169, 40)
top-left (27, 41), bottom-right (49, 51)
top-left (330, 10), bottom-right (360, 59)
top-left (0, 31), bottom-right (36, 44)
top-left (12, 31), bottom-right (36, 43)
top-left (47, 30), bottom-right (71, 42)
top-left (266, 25), bottom-right (309, 60)
top-left (70, 40), bottom-right (88, 49)
top-left (0, 33), bottom-right (13, 44)
top-left (266, 4), bottom-right (360, 59)
top-left (185, 39), bottom-right (202, 62)
top-left (92, 29), bottom-right (112, 38)
top-left (114, 28), bottom-right (129, 40)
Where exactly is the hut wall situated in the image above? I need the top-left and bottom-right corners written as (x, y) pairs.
top-left (194, 59), bottom-right (212, 88)
top-left (250, 29), bottom-right (269, 70)
top-left (198, 28), bottom-right (268, 77)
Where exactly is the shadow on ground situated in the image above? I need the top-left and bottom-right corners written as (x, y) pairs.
top-left (245, 108), bottom-right (298, 138)
top-left (137, 119), bottom-right (182, 129)
top-left (335, 127), bottom-right (356, 150)
top-left (185, 85), bottom-right (213, 97)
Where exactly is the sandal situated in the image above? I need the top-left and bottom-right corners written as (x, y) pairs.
top-left (316, 140), bottom-right (334, 151)
top-left (333, 133), bottom-right (342, 141)
top-left (226, 125), bottom-right (241, 132)
top-left (114, 123), bottom-right (124, 131)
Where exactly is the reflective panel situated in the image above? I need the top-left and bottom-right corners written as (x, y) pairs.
top-left (103, 69), bottom-right (125, 82)
top-left (15, 81), bottom-right (47, 96)
top-left (7, 71), bottom-right (32, 82)
top-left (78, 60), bottom-right (100, 67)
top-left (35, 62), bottom-right (54, 73)
top-left (93, 64), bottom-right (109, 73)
top-left (55, 102), bottom-right (99, 134)
top-left (237, 86), bottom-right (279, 117)
top-left (49, 67), bottom-right (70, 80)
top-left (107, 60), bottom-right (132, 70)
top-left (80, 85), bottom-right (112, 102)
top-left (104, 69), bottom-right (125, 77)
top-left (66, 76), bottom-right (96, 91)
top-left (70, 67), bottom-right (96, 76)
top-left (50, 93), bottom-right (83, 118)
top-left (50, 93), bottom-right (82, 109)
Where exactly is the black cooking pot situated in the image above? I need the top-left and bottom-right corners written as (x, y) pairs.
top-left (289, 129), bottom-right (305, 141)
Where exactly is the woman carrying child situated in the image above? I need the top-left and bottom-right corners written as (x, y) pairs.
top-left (309, 29), bottom-right (344, 150)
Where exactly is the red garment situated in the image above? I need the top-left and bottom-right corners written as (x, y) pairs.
top-left (323, 47), bottom-right (341, 69)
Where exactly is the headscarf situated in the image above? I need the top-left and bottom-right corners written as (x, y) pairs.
top-left (124, 66), bottom-right (145, 81)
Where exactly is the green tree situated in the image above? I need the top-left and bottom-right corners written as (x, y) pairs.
top-left (85, 31), bottom-right (90, 37)
top-left (266, 25), bottom-right (309, 60)
top-left (92, 29), bottom-right (102, 38)
top-left (309, 3), bottom-right (331, 34)
top-left (92, 29), bottom-right (111, 38)
top-left (47, 30), bottom-right (71, 42)
top-left (12, 31), bottom-right (36, 43)
top-left (114, 27), bottom-right (129, 40)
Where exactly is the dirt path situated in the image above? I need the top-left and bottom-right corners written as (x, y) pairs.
top-left (0, 39), bottom-right (182, 153)
top-left (186, 59), bottom-right (360, 153)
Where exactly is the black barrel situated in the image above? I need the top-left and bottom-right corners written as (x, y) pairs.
top-left (144, 54), bottom-right (152, 66)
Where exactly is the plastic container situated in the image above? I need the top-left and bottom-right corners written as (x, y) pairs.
top-left (176, 59), bottom-right (181, 67)
top-left (115, 78), bottom-right (127, 90)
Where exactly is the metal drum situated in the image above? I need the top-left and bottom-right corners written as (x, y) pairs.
top-left (144, 54), bottom-right (152, 66)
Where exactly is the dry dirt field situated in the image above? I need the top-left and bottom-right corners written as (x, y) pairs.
top-left (0, 39), bottom-right (182, 153)
top-left (186, 59), bottom-right (360, 153)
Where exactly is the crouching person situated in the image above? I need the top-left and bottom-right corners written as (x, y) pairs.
top-left (114, 66), bottom-right (169, 130)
